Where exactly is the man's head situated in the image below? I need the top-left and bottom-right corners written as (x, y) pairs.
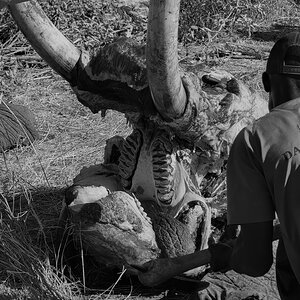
top-left (263, 32), bottom-right (300, 110)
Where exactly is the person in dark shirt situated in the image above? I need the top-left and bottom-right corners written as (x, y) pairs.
top-left (213, 31), bottom-right (300, 299)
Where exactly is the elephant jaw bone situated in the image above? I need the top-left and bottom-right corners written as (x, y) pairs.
top-left (118, 127), bottom-right (211, 243)
top-left (67, 190), bottom-right (160, 268)
top-left (118, 128), bottom-right (188, 210)
top-left (65, 165), bottom-right (210, 276)
top-left (66, 156), bottom-right (211, 276)
top-left (117, 127), bottom-right (212, 276)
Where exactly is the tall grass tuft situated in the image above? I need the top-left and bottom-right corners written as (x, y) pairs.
top-left (0, 191), bottom-right (82, 299)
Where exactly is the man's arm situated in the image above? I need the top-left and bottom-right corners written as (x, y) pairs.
top-left (230, 221), bottom-right (273, 277)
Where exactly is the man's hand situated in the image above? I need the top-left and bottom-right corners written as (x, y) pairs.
top-left (230, 221), bottom-right (274, 277)
top-left (208, 240), bottom-right (235, 272)
top-left (133, 248), bottom-right (212, 287)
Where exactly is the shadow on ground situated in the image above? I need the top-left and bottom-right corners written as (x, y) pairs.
top-left (61, 236), bottom-right (279, 300)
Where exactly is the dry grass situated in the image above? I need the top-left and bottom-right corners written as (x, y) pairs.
top-left (0, 1), bottom-right (140, 295)
top-left (0, 67), bottom-right (133, 298)
top-left (1, 70), bottom-right (131, 188)
top-left (0, 0), bottom-right (299, 299)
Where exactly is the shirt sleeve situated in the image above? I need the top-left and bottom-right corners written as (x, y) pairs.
top-left (227, 126), bottom-right (275, 225)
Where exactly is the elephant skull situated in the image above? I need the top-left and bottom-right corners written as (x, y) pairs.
top-left (6, 0), bottom-right (268, 281)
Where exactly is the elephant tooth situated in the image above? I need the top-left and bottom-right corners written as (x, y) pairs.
top-left (152, 168), bottom-right (171, 177)
top-left (152, 136), bottom-right (173, 153)
top-left (157, 191), bottom-right (174, 205)
top-left (155, 178), bottom-right (172, 186)
top-left (119, 164), bottom-right (132, 179)
top-left (157, 190), bottom-right (174, 205)
top-left (153, 170), bottom-right (174, 189)
top-left (153, 155), bottom-right (174, 171)
top-left (156, 172), bottom-right (173, 182)
top-left (119, 156), bottom-right (135, 171)
top-left (152, 152), bottom-right (167, 160)
top-left (151, 132), bottom-right (179, 205)
top-left (123, 139), bottom-right (136, 152)
top-left (156, 184), bottom-right (172, 193)
top-left (121, 146), bottom-right (136, 163)
top-left (119, 129), bottom-right (143, 188)
top-left (119, 156), bottom-right (130, 167)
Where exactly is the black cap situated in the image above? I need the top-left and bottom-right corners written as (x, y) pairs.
top-left (266, 32), bottom-right (300, 75)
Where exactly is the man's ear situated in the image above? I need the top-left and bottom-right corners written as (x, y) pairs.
top-left (262, 72), bottom-right (270, 92)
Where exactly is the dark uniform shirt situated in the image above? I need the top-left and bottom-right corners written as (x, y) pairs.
top-left (227, 97), bottom-right (300, 288)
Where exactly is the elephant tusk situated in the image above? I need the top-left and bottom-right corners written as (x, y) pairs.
top-left (146, 0), bottom-right (187, 121)
top-left (8, 0), bottom-right (80, 84)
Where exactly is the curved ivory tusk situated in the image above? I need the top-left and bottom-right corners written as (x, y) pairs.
top-left (147, 0), bottom-right (187, 121)
top-left (8, 0), bottom-right (80, 84)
